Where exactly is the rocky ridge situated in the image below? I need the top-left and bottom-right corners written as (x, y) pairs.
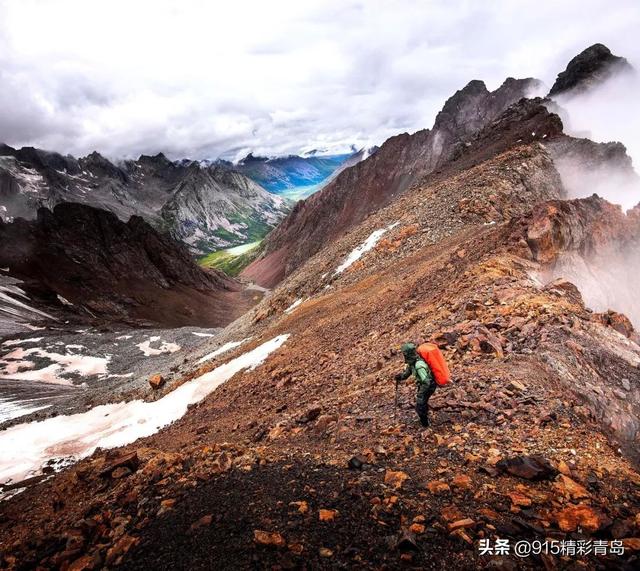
top-left (0, 203), bottom-right (257, 327)
top-left (242, 77), bottom-right (543, 287)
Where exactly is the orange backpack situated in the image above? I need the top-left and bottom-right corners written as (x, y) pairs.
top-left (417, 343), bottom-right (451, 386)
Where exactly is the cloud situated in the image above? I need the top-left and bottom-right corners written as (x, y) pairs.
top-left (0, 0), bottom-right (639, 160)
top-left (553, 69), bottom-right (640, 209)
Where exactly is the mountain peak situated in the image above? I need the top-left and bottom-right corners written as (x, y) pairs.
top-left (137, 152), bottom-right (173, 167)
top-left (549, 43), bottom-right (632, 97)
top-left (239, 152), bottom-right (269, 164)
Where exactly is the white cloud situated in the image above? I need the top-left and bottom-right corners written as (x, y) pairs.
top-left (0, 0), bottom-right (638, 160)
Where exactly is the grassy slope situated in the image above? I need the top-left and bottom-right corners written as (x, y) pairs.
top-left (199, 241), bottom-right (261, 276)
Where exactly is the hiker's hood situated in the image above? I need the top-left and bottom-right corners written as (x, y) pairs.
top-left (401, 342), bottom-right (417, 363)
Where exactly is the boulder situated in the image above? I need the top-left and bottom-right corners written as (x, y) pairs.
top-left (99, 451), bottom-right (140, 478)
top-left (496, 455), bottom-right (557, 481)
top-left (426, 480), bottom-right (451, 494)
top-left (148, 374), bottom-right (165, 390)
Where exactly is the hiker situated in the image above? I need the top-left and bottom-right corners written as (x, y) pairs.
top-left (394, 342), bottom-right (438, 427)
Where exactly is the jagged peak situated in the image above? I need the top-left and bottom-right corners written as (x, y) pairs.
top-left (83, 150), bottom-right (111, 163)
top-left (137, 151), bottom-right (173, 166)
top-left (549, 43), bottom-right (632, 97)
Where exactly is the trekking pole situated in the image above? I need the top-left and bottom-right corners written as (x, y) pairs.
top-left (394, 379), bottom-right (399, 421)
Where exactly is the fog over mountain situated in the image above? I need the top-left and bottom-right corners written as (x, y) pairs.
top-left (1, 0), bottom-right (639, 161)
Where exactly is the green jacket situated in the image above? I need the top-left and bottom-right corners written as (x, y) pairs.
top-left (398, 358), bottom-right (433, 386)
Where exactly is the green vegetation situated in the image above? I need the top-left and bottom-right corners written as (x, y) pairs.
top-left (199, 241), bottom-right (262, 276)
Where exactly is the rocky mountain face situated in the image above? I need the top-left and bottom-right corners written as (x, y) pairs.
top-left (0, 147), bottom-right (290, 254)
top-left (0, 203), bottom-right (256, 327)
top-left (244, 45), bottom-right (638, 289)
top-left (548, 43), bottom-right (633, 97)
top-left (242, 77), bottom-right (543, 287)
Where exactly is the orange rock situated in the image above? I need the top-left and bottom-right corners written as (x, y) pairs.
top-left (555, 475), bottom-right (590, 500)
top-left (409, 523), bottom-right (426, 534)
top-left (555, 504), bottom-right (605, 532)
top-left (290, 500), bottom-right (309, 514)
top-left (288, 543), bottom-right (304, 555)
top-left (426, 480), bottom-right (451, 495)
top-left (557, 460), bottom-right (572, 476)
top-left (441, 505), bottom-right (465, 522)
top-left (450, 529), bottom-right (474, 544)
top-left (622, 538), bottom-right (640, 552)
top-left (319, 509), bottom-right (338, 522)
top-left (189, 514), bottom-right (213, 531)
top-left (507, 491), bottom-right (532, 507)
top-left (384, 469), bottom-right (409, 489)
top-left (148, 374), bottom-right (165, 390)
top-left (105, 534), bottom-right (139, 566)
top-left (319, 547), bottom-right (334, 557)
top-left (478, 507), bottom-right (500, 521)
top-left (68, 555), bottom-right (95, 571)
top-left (448, 518), bottom-right (476, 532)
top-left (254, 530), bottom-right (286, 548)
top-left (451, 474), bottom-right (472, 490)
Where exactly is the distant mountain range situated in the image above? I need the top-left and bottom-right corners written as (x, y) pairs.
top-left (0, 146), bottom-right (290, 254)
top-left (231, 148), bottom-right (377, 200)
top-left (0, 144), bottom-right (372, 256)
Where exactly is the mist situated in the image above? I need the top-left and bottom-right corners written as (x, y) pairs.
top-left (547, 238), bottom-right (640, 330)
top-left (551, 68), bottom-right (640, 210)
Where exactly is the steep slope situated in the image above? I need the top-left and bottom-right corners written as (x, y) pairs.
top-left (242, 77), bottom-right (542, 287)
top-left (549, 43), bottom-right (633, 97)
top-left (3, 141), bottom-right (640, 569)
top-left (0, 148), bottom-right (290, 254)
top-left (0, 203), bottom-right (255, 327)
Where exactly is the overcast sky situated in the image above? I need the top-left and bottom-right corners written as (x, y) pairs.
top-left (0, 0), bottom-right (638, 161)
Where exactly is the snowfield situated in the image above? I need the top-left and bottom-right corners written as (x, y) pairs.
top-left (0, 334), bottom-right (290, 485)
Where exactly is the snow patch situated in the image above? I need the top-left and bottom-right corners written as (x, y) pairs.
top-left (0, 397), bottom-right (51, 424)
top-left (334, 222), bottom-right (399, 275)
top-left (284, 298), bottom-right (305, 314)
top-left (0, 347), bottom-right (110, 385)
top-left (137, 336), bottom-right (181, 357)
top-left (2, 337), bottom-right (43, 347)
top-left (197, 338), bottom-right (250, 364)
top-left (0, 334), bottom-right (289, 484)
